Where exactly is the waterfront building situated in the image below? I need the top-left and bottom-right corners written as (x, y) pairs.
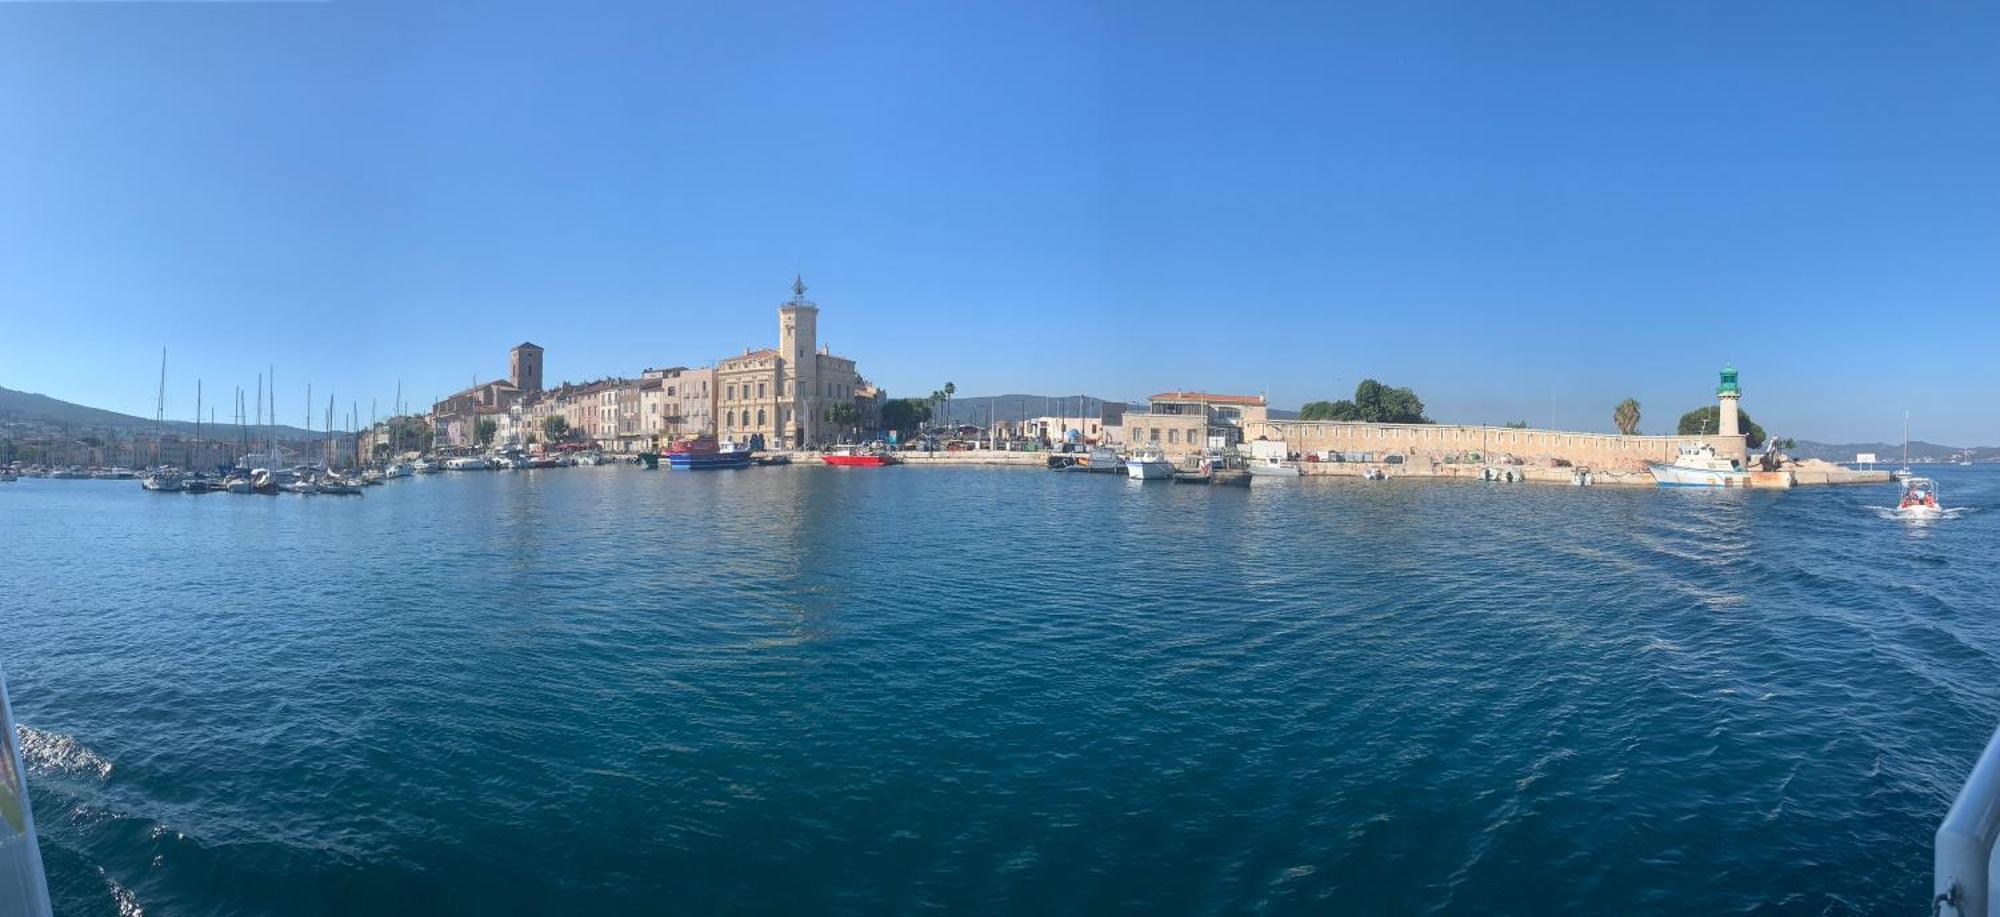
top-left (1117, 392), bottom-right (1266, 456)
top-left (715, 277), bottom-right (872, 449)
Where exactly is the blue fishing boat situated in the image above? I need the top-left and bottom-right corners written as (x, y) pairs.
top-left (666, 435), bottom-right (752, 470)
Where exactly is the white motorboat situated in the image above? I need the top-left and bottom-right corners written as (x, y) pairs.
top-left (317, 476), bottom-right (364, 495)
top-left (385, 462), bottom-right (414, 478)
top-left (284, 479), bottom-right (319, 494)
top-left (443, 456), bottom-right (489, 471)
top-left (1246, 457), bottom-right (1300, 477)
top-left (224, 475), bottom-right (253, 494)
top-left (1125, 446), bottom-right (1175, 481)
top-left (1895, 476), bottom-right (1943, 518)
top-left (1647, 443), bottom-right (1750, 487)
top-left (139, 470), bottom-right (183, 492)
top-left (412, 459), bottom-right (440, 474)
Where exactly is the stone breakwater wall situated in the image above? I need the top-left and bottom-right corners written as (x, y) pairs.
top-left (1243, 420), bottom-right (1747, 475)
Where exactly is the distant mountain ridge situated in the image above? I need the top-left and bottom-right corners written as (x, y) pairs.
top-left (1789, 439), bottom-right (1992, 463)
top-left (0, 384), bottom-right (317, 439)
top-left (940, 394), bottom-right (1298, 425)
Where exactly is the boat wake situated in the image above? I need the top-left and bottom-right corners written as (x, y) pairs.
top-left (16, 724), bottom-right (114, 781)
top-left (1867, 506), bottom-right (1973, 522)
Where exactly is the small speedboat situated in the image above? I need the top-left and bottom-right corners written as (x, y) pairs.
top-left (285, 478), bottom-right (319, 495)
top-left (443, 456), bottom-right (489, 471)
top-left (1125, 446), bottom-right (1174, 481)
top-left (1895, 476), bottom-right (1943, 517)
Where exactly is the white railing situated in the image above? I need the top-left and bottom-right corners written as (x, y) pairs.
top-left (1937, 725), bottom-right (2000, 915)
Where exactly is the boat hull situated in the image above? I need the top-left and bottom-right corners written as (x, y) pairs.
top-left (1646, 462), bottom-right (1749, 487)
top-left (822, 455), bottom-right (895, 467)
top-left (667, 451), bottom-right (752, 470)
top-left (1246, 462), bottom-right (1300, 477)
top-left (1126, 459), bottom-right (1175, 480)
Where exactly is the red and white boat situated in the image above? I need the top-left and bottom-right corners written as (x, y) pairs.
top-left (821, 444), bottom-right (897, 467)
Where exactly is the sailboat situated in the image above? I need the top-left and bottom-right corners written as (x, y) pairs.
top-left (141, 348), bottom-right (183, 492)
top-left (1891, 411), bottom-right (1914, 482)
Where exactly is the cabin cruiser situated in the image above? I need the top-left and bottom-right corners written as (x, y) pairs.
top-left (443, 456), bottom-right (489, 471)
top-left (1647, 443), bottom-right (1750, 487)
top-left (1125, 446), bottom-right (1175, 481)
top-left (317, 474), bottom-right (364, 495)
top-left (1084, 444), bottom-right (1126, 473)
top-left (385, 462), bottom-right (414, 478)
top-left (412, 458), bottom-right (440, 474)
top-left (224, 474), bottom-right (254, 494)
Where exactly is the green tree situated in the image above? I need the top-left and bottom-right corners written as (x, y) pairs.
top-left (943, 382), bottom-right (956, 427)
top-left (542, 416), bottom-right (570, 443)
top-left (476, 418), bottom-right (497, 446)
top-left (1676, 406), bottom-right (1766, 449)
top-left (1300, 380), bottom-right (1430, 423)
top-left (1613, 398), bottom-right (1641, 436)
top-left (1502, 420), bottom-right (1528, 429)
top-left (881, 398), bottom-right (932, 435)
top-left (829, 402), bottom-right (863, 439)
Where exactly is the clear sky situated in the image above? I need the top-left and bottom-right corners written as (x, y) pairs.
top-left (3, 1), bottom-right (1996, 443)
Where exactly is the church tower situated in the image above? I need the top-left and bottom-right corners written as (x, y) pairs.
top-left (778, 276), bottom-right (819, 446)
top-left (510, 342), bottom-right (544, 394)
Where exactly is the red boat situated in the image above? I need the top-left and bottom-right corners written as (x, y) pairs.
top-left (821, 445), bottom-right (897, 467)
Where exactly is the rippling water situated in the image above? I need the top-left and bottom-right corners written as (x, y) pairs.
top-left (3, 465), bottom-right (1998, 914)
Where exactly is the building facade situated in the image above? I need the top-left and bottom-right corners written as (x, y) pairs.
top-left (715, 277), bottom-right (870, 449)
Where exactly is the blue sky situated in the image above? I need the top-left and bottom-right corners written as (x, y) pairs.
top-left (3, 1), bottom-right (1996, 442)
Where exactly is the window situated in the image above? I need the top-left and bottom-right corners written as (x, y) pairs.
top-left (1149, 428), bottom-right (1159, 443)
top-left (667, 386), bottom-right (675, 397)
top-left (758, 382), bottom-right (766, 398)
top-left (725, 413), bottom-right (733, 429)
top-left (757, 409), bottom-right (766, 426)
top-left (1169, 429), bottom-right (1179, 444)
top-left (727, 385), bottom-right (736, 401)
top-left (741, 410), bottom-right (750, 427)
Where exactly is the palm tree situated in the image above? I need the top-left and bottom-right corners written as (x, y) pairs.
top-left (1613, 398), bottom-right (1641, 436)
top-left (943, 381), bottom-right (955, 429)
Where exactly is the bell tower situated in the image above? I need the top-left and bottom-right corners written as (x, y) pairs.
top-left (510, 342), bottom-right (544, 394)
top-left (778, 276), bottom-right (819, 446)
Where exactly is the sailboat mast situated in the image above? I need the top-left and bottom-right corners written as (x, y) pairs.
top-left (155, 347), bottom-right (167, 466)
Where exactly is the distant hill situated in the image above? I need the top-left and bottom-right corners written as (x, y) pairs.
top-left (1789, 439), bottom-right (1993, 463)
top-left (938, 394), bottom-right (1296, 425)
top-left (0, 384), bottom-right (316, 439)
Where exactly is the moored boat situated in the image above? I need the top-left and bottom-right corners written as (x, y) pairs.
top-left (667, 435), bottom-right (753, 470)
top-left (1647, 443), bottom-right (1750, 487)
top-left (822, 444), bottom-right (896, 467)
top-left (1245, 456), bottom-right (1300, 477)
top-left (140, 469), bottom-right (183, 492)
top-left (1125, 446), bottom-right (1175, 480)
top-left (443, 456), bottom-right (489, 471)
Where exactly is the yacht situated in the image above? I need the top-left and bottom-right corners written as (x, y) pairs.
top-left (412, 458), bottom-right (440, 474)
top-left (1125, 446), bottom-right (1175, 481)
top-left (385, 462), bottom-right (414, 478)
top-left (1647, 443), bottom-right (1749, 487)
top-left (444, 455), bottom-right (489, 471)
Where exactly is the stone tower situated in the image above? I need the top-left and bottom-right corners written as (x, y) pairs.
top-left (1717, 365), bottom-right (1741, 438)
top-left (510, 342), bottom-right (544, 394)
top-left (778, 276), bottom-right (819, 446)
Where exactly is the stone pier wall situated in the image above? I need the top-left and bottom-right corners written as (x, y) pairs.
top-left (1242, 420), bottom-right (1747, 474)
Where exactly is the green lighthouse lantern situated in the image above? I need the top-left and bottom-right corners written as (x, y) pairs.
top-left (1717, 365), bottom-right (1740, 396)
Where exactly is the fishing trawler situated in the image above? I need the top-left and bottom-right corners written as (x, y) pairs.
top-left (1646, 443), bottom-right (1749, 487)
